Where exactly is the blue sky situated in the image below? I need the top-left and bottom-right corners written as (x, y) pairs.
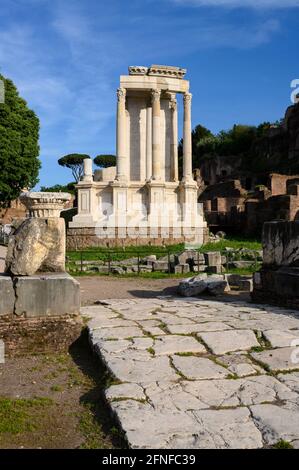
top-left (0, 0), bottom-right (299, 188)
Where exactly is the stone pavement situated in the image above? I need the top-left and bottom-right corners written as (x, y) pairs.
top-left (82, 297), bottom-right (299, 449)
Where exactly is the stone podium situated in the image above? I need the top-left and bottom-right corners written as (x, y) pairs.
top-left (68, 65), bottom-right (207, 248)
top-left (1, 192), bottom-right (80, 319)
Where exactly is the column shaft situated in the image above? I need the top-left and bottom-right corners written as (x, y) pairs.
top-left (183, 92), bottom-right (193, 183)
top-left (146, 104), bottom-right (152, 181)
top-left (116, 87), bottom-right (127, 182)
top-left (151, 89), bottom-right (161, 181)
top-left (170, 95), bottom-right (178, 182)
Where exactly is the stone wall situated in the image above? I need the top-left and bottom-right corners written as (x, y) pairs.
top-left (67, 226), bottom-right (210, 250)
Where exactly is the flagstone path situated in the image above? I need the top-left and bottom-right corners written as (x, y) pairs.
top-left (81, 297), bottom-right (299, 449)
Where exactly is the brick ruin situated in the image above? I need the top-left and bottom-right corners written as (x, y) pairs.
top-left (197, 101), bottom-right (299, 236)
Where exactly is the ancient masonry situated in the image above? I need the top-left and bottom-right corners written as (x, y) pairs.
top-left (0, 192), bottom-right (81, 354)
top-left (68, 65), bottom-right (207, 248)
top-left (84, 298), bottom-right (299, 449)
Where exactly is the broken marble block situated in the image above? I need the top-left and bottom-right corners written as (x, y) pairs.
top-left (5, 217), bottom-right (66, 276)
top-left (206, 275), bottom-right (230, 295)
top-left (178, 274), bottom-right (230, 297)
top-left (178, 274), bottom-right (208, 296)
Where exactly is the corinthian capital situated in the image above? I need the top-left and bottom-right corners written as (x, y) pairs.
top-left (117, 87), bottom-right (126, 102)
top-left (151, 89), bottom-right (161, 103)
top-left (183, 92), bottom-right (192, 105)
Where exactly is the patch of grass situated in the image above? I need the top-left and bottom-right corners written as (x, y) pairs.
top-left (250, 346), bottom-right (265, 353)
top-left (50, 385), bottom-right (64, 392)
top-left (147, 347), bottom-right (155, 356)
top-left (0, 397), bottom-right (53, 435)
top-left (67, 244), bottom-right (184, 263)
top-left (199, 236), bottom-right (261, 253)
top-left (78, 403), bottom-right (114, 449)
top-left (224, 266), bottom-right (261, 276)
top-left (273, 440), bottom-right (294, 449)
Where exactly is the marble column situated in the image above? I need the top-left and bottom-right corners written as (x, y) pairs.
top-left (116, 87), bottom-right (127, 182)
top-left (169, 94), bottom-right (178, 182)
top-left (182, 92), bottom-right (193, 183)
top-left (82, 158), bottom-right (93, 182)
top-left (146, 103), bottom-right (152, 181)
top-left (151, 89), bottom-right (161, 181)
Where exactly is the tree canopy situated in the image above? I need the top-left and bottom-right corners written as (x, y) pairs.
top-left (58, 154), bottom-right (90, 182)
top-left (40, 182), bottom-right (76, 194)
top-left (94, 154), bottom-right (116, 168)
top-left (0, 74), bottom-right (40, 206)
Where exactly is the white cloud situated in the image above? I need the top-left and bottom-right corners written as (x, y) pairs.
top-left (172, 0), bottom-right (299, 8)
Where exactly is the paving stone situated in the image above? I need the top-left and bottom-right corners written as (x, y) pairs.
top-left (110, 400), bottom-right (201, 449)
top-left (88, 317), bottom-right (137, 330)
top-left (251, 347), bottom-right (299, 372)
top-left (153, 335), bottom-right (206, 356)
top-left (182, 375), bottom-right (296, 408)
top-left (106, 383), bottom-right (145, 402)
top-left (131, 337), bottom-right (154, 350)
top-left (217, 353), bottom-right (264, 377)
top-left (278, 372), bottom-right (299, 393)
top-left (199, 330), bottom-right (259, 355)
top-left (94, 326), bottom-right (143, 340)
top-left (191, 408), bottom-right (263, 449)
top-left (250, 404), bottom-right (299, 446)
top-left (172, 356), bottom-right (228, 380)
top-left (151, 313), bottom-right (195, 325)
top-left (86, 298), bottom-right (299, 449)
top-left (106, 355), bottom-right (178, 384)
top-left (262, 329), bottom-right (299, 348)
top-left (167, 322), bottom-right (232, 335)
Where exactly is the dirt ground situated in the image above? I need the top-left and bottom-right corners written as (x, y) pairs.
top-left (78, 275), bottom-right (183, 304)
top-left (77, 275), bottom-right (250, 305)
top-left (0, 332), bottom-right (124, 449)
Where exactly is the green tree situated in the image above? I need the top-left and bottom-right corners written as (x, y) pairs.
top-left (58, 154), bottom-right (89, 183)
top-left (40, 182), bottom-right (76, 194)
top-left (0, 74), bottom-right (40, 206)
top-left (94, 154), bottom-right (116, 168)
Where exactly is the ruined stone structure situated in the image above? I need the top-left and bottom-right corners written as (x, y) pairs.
top-left (68, 65), bottom-right (207, 248)
top-left (0, 198), bottom-right (26, 225)
top-left (200, 173), bottom-right (299, 236)
top-left (1, 192), bottom-right (80, 320)
top-left (196, 101), bottom-right (299, 235)
top-left (252, 220), bottom-right (299, 309)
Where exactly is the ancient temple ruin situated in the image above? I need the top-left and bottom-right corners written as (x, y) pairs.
top-left (68, 65), bottom-right (207, 248)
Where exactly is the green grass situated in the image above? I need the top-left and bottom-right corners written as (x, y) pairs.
top-left (0, 397), bottom-right (53, 435)
top-left (199, 236), bottom-right (262, 253)
top-left (67, 243), bottom-right (184, 263)
top-left (273, 440), bottom-right (294, 449)
top-left (66, 236), bottom-right (262, 277)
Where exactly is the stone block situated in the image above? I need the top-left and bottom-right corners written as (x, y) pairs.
top-left (193, 265), bottom-right (207, 273)
top-left (192, 253), bottom-right (205, 265)
top-left (0, 275), bottom-right (14, 316)
top-left (263, 221), bottom-right (299, 267)
top-left (153, 261), bottom-right (169, 272)
top-left (225, 274), bottom-right (242, 287)
top-left (176, 250), bottom-right (198, 265)
top-left (206, 275), bottom-right (230, 294)
top-left (174, 263), bottom-right (190, 274)
top-left (14, 273), bottom-right (80, 318)
top-left (204, 251), bottom-right (221, 267)
top-left (178, 274), bottom-right (207, 297)
top-left (6, 218), bottom-right (66, 275)
top-left (206, 265), bottom-right (222, 274)
top-left (239, 279), bottom-right (253, 292)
